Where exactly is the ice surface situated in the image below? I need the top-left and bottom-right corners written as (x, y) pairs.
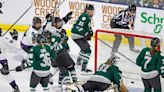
top-left (0, 32), bottom-right (163, 92)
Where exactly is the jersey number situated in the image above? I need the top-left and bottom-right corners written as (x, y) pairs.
top-left (97, 64), bottom-right (109, 72)
top-left (40, 52), bottom-right (51, 67)
top-left (144, 55), bottom-right (151, 69)
top-left (52, 38), bottom-right (63, 51)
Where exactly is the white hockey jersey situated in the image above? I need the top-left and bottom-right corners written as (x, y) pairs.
top-left (21, 26), bottom-right (41, 46)
top-left (0, 37), bottom-right (17, 60)
top-left (49, 27), bottom-right (63, 37)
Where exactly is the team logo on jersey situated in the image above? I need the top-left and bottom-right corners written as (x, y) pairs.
top-left (0, 2), bottom-right (3, 14)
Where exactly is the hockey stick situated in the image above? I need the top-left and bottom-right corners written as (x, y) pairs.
top-left (51, 0), bottom-right (65, 16)
top-left (43, 0), bottom-right (65, 31)
top-left (98, 38), bottom-right (136, 65)
top-left (2, 2), bottom-right (33, 37)
top-left (9, 68), bottom-right (16, 72)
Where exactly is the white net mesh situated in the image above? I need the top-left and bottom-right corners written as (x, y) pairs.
top-left (94, 29), bottom-right (164, 91)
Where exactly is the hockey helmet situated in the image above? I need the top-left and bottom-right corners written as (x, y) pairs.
top-left (128, 4), bottom-right (136, 13)
top-left (151, 37), bottom-right (160, 48)
top-left (85, 4), bottom-right (94, 11)
top-left (33, 17), bottom-right (42, 25)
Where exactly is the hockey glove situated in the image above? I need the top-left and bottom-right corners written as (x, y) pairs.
top-left (89, 30), bottom-right (93, 37)
top-left (60, 29), bottom-right (69, 42)
top-left (15, 63), bottom-right (27, 72)
top-left (45, 13), bottom-right (53, 22)
top-left (63, 11), bottom-right (73, 23)
top-left (10, 29), bottom-right (18, 40)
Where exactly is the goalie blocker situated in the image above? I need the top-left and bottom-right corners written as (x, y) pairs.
top-left (66, 56), bottom-right (128, 92)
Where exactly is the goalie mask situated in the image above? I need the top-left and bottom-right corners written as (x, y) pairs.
top-left (107, 56), bottom-right (119, 65)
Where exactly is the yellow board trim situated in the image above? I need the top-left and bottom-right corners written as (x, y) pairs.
top-left (0, 24), bottom-right (163, 48)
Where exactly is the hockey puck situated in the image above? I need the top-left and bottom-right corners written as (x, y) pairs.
top-left (131, 81), bottom-right (134, 84)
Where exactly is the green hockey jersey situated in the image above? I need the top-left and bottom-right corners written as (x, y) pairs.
top-left (136, 47), bottom-right (162, 79)
top-left (71, 12), bottom-right (92, 37)
top-left (50, 35), bottom-right (67, 53)
top-left (89, 63), bottom-right (121, 88)
top-left (160, 56), bottom-right (164, 75)
top-left (29, 44), bottom-right (56, 71)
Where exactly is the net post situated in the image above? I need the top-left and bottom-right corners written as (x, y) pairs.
top-left (94, 30), bottom-right (99, 73)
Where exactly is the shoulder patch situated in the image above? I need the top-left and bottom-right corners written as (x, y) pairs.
top-left (82, 17), bottom-right (86, 21)
top-left (51, 38), bottom-right (55, 42)
top-left (30, 48), bottom-right (33, 52)
top-left (31, 32), bottom-right (35, 36)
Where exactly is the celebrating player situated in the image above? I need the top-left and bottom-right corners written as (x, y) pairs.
top-left (71, 4), bottom-right (94, 72)
top-left (110, 4), bottom-right (139, 57)
top-left (0, 30), bottom-right (20, 92)
top-left (48, 29), bottom-right (77, 85)
top-left (136, 37), bottom-right (162, 92)
top-left (21, 17), bottom-right (42, 54)
top-left (66, 56), bottom-right (127, 92)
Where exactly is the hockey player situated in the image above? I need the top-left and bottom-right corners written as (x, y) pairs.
top-left (67, 56), bottom-right (127, 92)
top-left (49, 29), bottom-right (77, 85)
top-left (49, 17), bottom-right (70, 52)
top-left (21, 17), bottom-right (42, 54)
top-left (136, 37), bottom-right (162, 92)
top-left (29, 34), bottom-right (56, 91)
top-left (46, 13), bottom-right (75, 85)
top-left (0, 29), bottom-right (20, 92)
top-left (17, 34), bottom-right (56, 92)
top-left (110, 4), bottom-right (139, 57)
top-left (71, 4), bottom-right (94, 72)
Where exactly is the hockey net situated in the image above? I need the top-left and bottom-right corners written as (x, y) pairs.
top-left (94, 29), bottom-right (163, 73)
top-left (94, 29), bottom-right (164, 91)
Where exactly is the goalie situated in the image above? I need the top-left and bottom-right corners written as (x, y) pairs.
top-left (67, 56), bottom-right (128, 92)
